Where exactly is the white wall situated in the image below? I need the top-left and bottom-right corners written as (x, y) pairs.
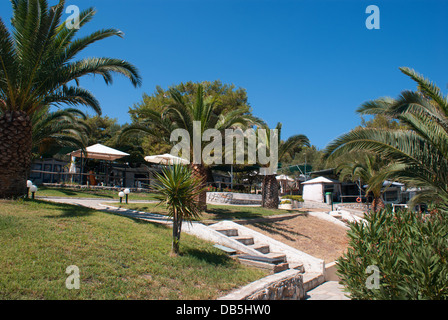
top-left (303, 183), bottom-right (324, 202)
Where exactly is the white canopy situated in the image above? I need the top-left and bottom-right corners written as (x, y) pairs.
top-left (276, 174), bottom-right (295, 181)
top-left (144, 153), bottom-right (189, 165)
top-left (69, 143), bottom-right (130, 161)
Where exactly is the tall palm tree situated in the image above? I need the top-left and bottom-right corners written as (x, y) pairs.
top-left (0, 0), bottom-right (141, 198)
top-left (258, 122), bottom-right (310, 208)
top-left (122, 84), bottom-right (262, 210)
top-left (325, 67), bottom-right (448, 211)
top-left (153, 164), bottom-right (204, 255)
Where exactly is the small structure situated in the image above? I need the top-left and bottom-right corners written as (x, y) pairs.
top-left (302, 176), bottom-right (341, 203)
top-left (69, 143), bottom-right (130, 161)
top-left (276, 174), bottom-right (295, 195)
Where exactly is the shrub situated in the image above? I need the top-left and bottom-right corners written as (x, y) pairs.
top-left (280, 200), bottom-right (291, 205)
top-left (337, 208), bottom-right (448, 299)
top-left (281, 195), bottom-right (303, 202)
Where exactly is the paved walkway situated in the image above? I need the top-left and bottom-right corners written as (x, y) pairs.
top-left (305, 281), bottom-right (350, 300)
top-left (39, 196), bottom-right (350, 300)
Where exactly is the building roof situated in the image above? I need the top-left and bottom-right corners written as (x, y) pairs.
top-left (301, 176), bottom-right (340, 185)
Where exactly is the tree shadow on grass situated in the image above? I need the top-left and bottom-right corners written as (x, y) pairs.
top-left (182, 248), bottom-right (233, 267)
top-left (40, 187), bottom-right (114, 199)
top-left (37, 200), bottom-right (96, 218)
top-left (204, 207), bottom-right (264, 221)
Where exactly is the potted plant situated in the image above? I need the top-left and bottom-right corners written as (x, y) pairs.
top-left (279, 199), bottom-right (293, 210)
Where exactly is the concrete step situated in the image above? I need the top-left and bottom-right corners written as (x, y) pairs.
top-left (215, 228), bottom-right (239, 237)
top-left (249, 243), bottom-right (270, 254)
top-left (265, 252), bottom-right (287, 263)
top-left (233, 236), bottom-right (255, 245)
top-left (236, 255), bottom-right (290, 273)
top-left (289, 262), bottom-right (305, 273)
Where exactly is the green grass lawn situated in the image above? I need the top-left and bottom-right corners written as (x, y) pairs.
top-left (0, 199), bottom-right (266, 300)
top-left (37, 186), bottom-right (158, 201)
top-left (119, 202), bottom-right (297, 221)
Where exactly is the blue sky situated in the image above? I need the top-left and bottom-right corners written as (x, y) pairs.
top-left (1, 0), bottom-right (447, 149)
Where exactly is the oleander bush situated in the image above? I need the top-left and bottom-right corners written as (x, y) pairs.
top-left (337, 208), bottom-right (448, 300)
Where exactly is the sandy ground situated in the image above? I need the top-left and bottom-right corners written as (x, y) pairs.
top-left (244, 213), bottom-right (349, 263)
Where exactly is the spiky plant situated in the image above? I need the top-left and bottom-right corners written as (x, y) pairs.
top-left (153, 164), bottom-right (204, 255)
top-left (0, 0), bottom-right (141, 198)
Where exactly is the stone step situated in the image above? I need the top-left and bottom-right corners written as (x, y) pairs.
top-left (236, 256), bottom-right (290, 273)
top-left (233, 236), bottom-right (255, 245)
top-left (215, 228), bottom-right (239, 237)
top-left (237, 254), bottom-right (285, 265)
top-left (249, 243), bottom-right (270, 254)
top-left (289, 262), bottom-right (305, 273)
top-left (213, 244), bottom-right (237, 255)
top-left (265, 252), bottom-right (287, 263)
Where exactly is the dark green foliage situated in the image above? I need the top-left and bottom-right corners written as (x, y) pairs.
top-left (337, 208), bottom-right (448, 300)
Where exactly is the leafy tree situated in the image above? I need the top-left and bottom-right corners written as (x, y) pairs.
top-left (153, 164), bottom-right (204, 255)
top-left (324, 67), bottom-right (448, 211)
top-left (123, 83), bottom-right (261, 210)
top-left (128, 80), bottom-right (253, 157)
top-left (0, 0), bottom-right (141, 198)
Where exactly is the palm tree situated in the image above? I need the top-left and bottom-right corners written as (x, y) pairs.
top-left (258, 122), bottom-right (310, 208)
top-left (337, 153), bottom-right (396, 212)
top-left (153, 164), bottom-right (204, 255)
top-left (122, 84), bottom-right (262, 210)
top-left (324, 67), bottom-right (448, 211)
top-left (31, 107), bottom-right (89, 159)
top-left (0, 0), bottom-right (141, 198)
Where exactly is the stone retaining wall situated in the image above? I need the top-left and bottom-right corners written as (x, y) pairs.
top-left (207, 192), bottom-right (262, 205)
top-left (218, 270), bottom-right (305, 300)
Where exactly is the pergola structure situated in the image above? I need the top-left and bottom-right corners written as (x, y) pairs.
top-left (68, 144), bottom-right (130, 185)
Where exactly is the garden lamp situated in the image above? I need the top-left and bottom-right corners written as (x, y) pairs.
top-left (30, 185), bottom-right (38, 199)
top-left (118, 191), bottom-right (125, 204)
top-left (124, 188), bottom-right (130, 204)
top-left (26, 180), bottom-right (33, 198)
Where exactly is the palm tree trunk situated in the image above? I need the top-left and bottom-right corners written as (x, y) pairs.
top-left (190, 163), bottom-right (207, 211)
top-left (261, 174), bottom-right (279, 209)
top-left (172, 209), bottom-right (182, 255)
top-left (0, 111), bottom-right (32, 199)
top-left (372, 196), bottom-right (385, 213)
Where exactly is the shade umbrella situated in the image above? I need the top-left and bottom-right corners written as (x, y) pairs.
top-left (276, 174), bottom-right (295, 194)
top-left (69, 143), bottom-right (130, 161)
top-left (144, 153), bottom-right (189, 165)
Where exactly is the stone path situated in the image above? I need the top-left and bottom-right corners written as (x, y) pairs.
top-left (39, 196), bottom-right (350, 300)
top-left (305, 281), bottom-right (350, 300)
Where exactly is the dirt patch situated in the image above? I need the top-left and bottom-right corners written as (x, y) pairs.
top-left (245, 213), bottom-right (349, 263)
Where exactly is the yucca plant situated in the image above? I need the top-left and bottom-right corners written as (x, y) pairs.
top-left (325, 67), bottom-right (448, 211)
top-left (0, 0), bottom-right (141, 198)
top-left (153, 164), bottom-right (205, 255)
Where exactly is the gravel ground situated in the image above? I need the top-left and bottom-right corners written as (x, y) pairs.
top-left (245, 213), bottom-right (349, 263)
